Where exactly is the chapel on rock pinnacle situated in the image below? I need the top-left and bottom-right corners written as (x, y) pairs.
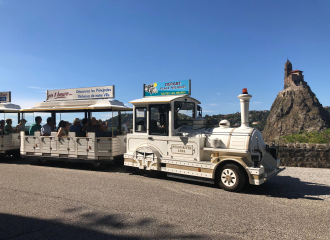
top-left (284, 59), bottom-right (306, 89)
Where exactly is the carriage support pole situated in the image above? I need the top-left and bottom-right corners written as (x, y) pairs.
top-left (51, 112), bottom-right (56, 130)
top-left (118, 111), bottom-right (122, 135)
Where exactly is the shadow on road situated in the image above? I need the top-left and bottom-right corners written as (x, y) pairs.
top-left (0, 156), bottom-right (22, 163)
top-left (242, 175), bottom-right (330, 200)
top-left (0, 156), bottom-right (127, 173)
top-left (0, 212), bottom-right (205, 240)
top-left (141, 170), bottom-right (330, 201)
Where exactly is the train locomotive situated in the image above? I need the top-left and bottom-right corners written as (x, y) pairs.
top-left (124, 87), bottom-right (281, 192)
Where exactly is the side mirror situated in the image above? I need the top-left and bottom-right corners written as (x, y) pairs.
top-left (197, 105), bottom-right (202, 117)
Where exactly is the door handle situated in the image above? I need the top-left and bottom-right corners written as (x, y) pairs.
top-left (148, 137), bottom-right (153, 140)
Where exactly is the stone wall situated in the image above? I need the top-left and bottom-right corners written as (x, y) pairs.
top-left (274, 143), bottom-right (330, 168)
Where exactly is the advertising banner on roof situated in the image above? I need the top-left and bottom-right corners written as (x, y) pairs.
top-left (0, 92), bottom-right (11, 102)
top-left (46, 86), bottom-right (114, 101)
top-left (143, 79), bottom-right (191, 97)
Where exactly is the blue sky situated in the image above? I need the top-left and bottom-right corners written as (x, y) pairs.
top-left (1, 0), bottom-right (329, 116)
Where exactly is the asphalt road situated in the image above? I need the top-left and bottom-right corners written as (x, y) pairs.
top-left (0, 157), bottom-right (329, 240)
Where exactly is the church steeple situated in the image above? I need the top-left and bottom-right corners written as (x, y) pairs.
top-left (284, 59), bottom-right (292, 79)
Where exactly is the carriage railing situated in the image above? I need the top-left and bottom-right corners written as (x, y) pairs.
top-left (0, 133), bottom-right (20, 152)
top-left (20, 131), bottom-right (125, 160)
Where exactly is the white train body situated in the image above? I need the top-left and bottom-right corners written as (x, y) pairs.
top-left (20, 131), bottom-right (126, 161)
top-left (0, 133), bottom-right (20, 154)
top-left (124, 91), bottom-right (281, 191)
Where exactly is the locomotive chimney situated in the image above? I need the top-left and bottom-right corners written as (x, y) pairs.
top-left (237, 88), bottom-right (252, 129)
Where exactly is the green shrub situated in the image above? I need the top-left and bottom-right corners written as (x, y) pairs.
top-left (281, 129), bottom-right (330, 143)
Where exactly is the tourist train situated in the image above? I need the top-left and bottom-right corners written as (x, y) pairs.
top-left (1, 81), bottom-right (282, 192)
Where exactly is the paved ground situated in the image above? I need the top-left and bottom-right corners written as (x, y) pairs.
top-left (0, 157), bottom-right (329, 240)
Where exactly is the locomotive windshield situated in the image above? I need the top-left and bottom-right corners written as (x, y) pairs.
top-left (149, 104), bottom-right (169, 135)
top-left (174, 101), bottom-right (195, 129)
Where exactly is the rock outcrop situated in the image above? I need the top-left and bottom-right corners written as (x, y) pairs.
top-left (263, 60), bottom-right (330, 142)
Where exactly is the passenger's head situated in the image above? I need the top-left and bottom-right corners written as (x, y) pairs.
top-left (6, 119), bottom-right (12, 125)
top-left (21, 119), bottom-right (27, 124)
top-left (82, 118), bottom-right (88, 126)
top-left (97, 119), bottom-right (102, 126)
top-left (91, 117), bottom-right (96, 125)
top-left (73, 118), bottom-right (80, 126)
top-left (58, 120), bottom-right (65, 128)
top-left (65, 121), bottom-right (70, 130)
top-left (35, 116), bottom-right (42, 124)
top-left (47, 117), bottom-right (52, 125)
top-left (0, 120), bottom-right (4, 127)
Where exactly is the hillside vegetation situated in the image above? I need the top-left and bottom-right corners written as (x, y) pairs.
top-left (103, 110), bottom-right (272, 131)
top-left (205, 110), bottom-right (270, 131)
top-left (280, 129), bottom-right (330, 144)
top-left (278, 106), bottom-right (330, 143)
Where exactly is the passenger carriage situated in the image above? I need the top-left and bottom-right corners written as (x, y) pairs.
top-left (0, 91), bottom-right (21, 157)
top-left (124, 80), bottom-right (282, 192)
top-left (20, 86), bottom-right (132, 167)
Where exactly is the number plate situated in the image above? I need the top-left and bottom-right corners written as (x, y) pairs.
top-left (171, 145), bottom-right (193, 155)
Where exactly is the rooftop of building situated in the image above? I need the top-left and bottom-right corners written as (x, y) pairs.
top-left (291, 69), bottom-right (303, 73)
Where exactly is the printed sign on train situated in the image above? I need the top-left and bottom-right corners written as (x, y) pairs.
top-left (46, 86), bottom-right (114, 101)
top-left (136, 109), bottom-right (145, 117)
top-left (144, 80), bottom-right (191, 97)
top-left (0, 92), bottom-right (11, 103)
top-left (171, 144), bottom-right (193, 155)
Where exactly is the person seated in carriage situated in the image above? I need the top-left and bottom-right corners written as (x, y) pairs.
top-left (0, 120), bottom-right (5, 135)
top-left (88, 117), bottom-right (100, 132)
top-left (4, 118), bottom-right (15, 135)
top-left (16, 119), bottom-right (27, 133)
top-left (97, 119), bottom-right (108, 132)
top-left (41, 117), bottom-right (53, 136)
top-left (29, 116), bottom-right (42, 135)
top-left (81, 118), bottom-right (88, 132)
top-left (69, 118), bottom-right (82, 134)
top-left (57, 120), bottom-right (69, 138)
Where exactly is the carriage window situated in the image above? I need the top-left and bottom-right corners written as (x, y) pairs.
top-left (135, 107), bottom-right (147, 132)
top-left (174, 101), bottom-right (195, 129)
top-left (149, 104), bottom-right (169, 136)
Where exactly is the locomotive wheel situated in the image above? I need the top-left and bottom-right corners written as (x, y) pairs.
top-left (217, 164), bottom-right (245, 192)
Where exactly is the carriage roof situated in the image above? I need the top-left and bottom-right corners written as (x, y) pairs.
top-left (0, 103), bottom-right (21, 113)
top-left (20, 99), bottom-right (132, 112)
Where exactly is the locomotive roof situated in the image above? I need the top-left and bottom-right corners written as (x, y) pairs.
top-left (21, 99), bottom-right (132, 112)
top-left (130, 95), bottom-right (201, 104)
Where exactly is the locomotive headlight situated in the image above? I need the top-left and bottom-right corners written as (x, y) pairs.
top-left (251, 153), bottom-right (260, 162)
